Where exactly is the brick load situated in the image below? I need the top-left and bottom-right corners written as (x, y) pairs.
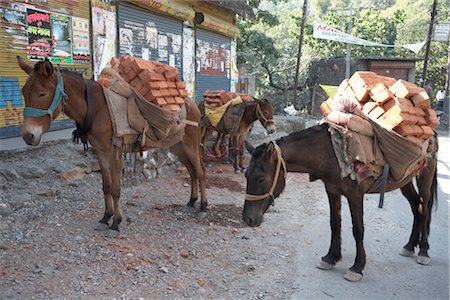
top-left (98, 55), bottom-right (189, 113)
top-left (203, 90), bottom-right (254, 107)
top-left (319, 71), bottom-right (439, 144)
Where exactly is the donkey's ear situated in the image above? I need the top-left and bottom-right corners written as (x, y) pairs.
top-left (17, 56), bottom-right (33, 74)
top-left (41, 58), bottom-right (54, 77)
top-left (265, 141), bottom-right (276, 159)
top-left (245, 140), bottom-right (255, 155)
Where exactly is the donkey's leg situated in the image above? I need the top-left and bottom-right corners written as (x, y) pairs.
top-left (212, 133), bottom-right (223, 157)
top-left (344, 194), bottom-right (365, 282)
top-left (415, 159), bottom-right (436, 265)
top-left (317, 190), bottom-right (342, 270)
top-left (232, 135), bottom-right (240, 173)
top-left (171, 142), bottom-right (198, 208)
top-left (95, 153), bottom-right (114, 231)
top-left (105, 149), bottom-right (123, 238)
top-left (201, 128), bottom-right (213, 160)
top-left (400, 181), bottom-right (421, 257)
top-left (238, 132), bottom-right (249, 172)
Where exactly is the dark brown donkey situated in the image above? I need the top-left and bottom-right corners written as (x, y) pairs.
top-left (17, 56), bottom-right (207, 238)
top-left (199, 99), bottom-right (276, 172)
top-left (243, 123), bottom-right (438, 282)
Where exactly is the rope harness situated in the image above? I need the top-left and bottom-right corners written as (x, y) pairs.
top-left (23, 66), bottom-right (68, 122)
top-left (255, 103), bottom-right (274, 129)
top-left (245, 143), bottom-right (287, 202)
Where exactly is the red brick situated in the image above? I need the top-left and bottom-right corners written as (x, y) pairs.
top-left (368, 105), bottom-right (385, 119)
top-left (409, 125), bottom-right (423, 137)
top-left (320, 97), bottom-right (333, 116)
top-left (411, 91), bottom-right (431, 108)
top-left (420, 126), bottom-right (434, 139)
top-left (167, 81), bottom-right (176, 88)
top-left (174, 97), bottom-right (185, 104)
top-left (178, 88), bottom-right (188, 98)
top-left (165, 96), bottom-right (175, 104)
top-left (164, 69), bottom-right (179, 80)
top-left (389, 80), bottom-right (422, 98)
top-left (362, 101), bottom-right (377, 115)
top-left (416, 115), bottom-right (427, 126)
top-left (378, 110), bottom-right (417, 130)
top-left (349, 71), bottom-right (379, 90)
top-left (138, 84), bottom-right (149, 97)
top-left (145, 89), bottom-right (162, 100)
top-left (394, 125), bottom-right (413, 136)
top-left (130, 76), bottom-right (141, 87)
top-left (154, 97), bottom-right (167, 105)
top-left (164, 104), bottom-right (181, 112)
top-left (414, 107), bottom-right (426, 117)
top-left (176, 81), bottom-right (186, 89)
top-left (160, 89), bottom-right (171, 97)
top-left (148, 81), bottom-right (161, 89)
top-left (377, 75), bottom-right (397, 87)
top-left (169, 88), bottom-right (179, 97)
top-left (158, 81), bottom-right (169, 89)
top-left (383, 97), bottom-right (415, 115)
top-left (424, 108), bottom-right (440, 128)
top-left (337, 79), bottom-right (349, 95)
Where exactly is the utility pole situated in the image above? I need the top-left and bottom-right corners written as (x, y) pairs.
top-left (421, 0), bottom-right (438, 85)
top-left (293, 0), bottom-right (308, 103)
top-left (345, 2), bottom-right (353, 79)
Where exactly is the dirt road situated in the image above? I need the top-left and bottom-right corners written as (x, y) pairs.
top-left (0, 124), bottom-right (448, 299)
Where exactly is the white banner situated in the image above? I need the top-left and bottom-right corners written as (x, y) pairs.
top-left (313, 21), bottom-right (425, 54)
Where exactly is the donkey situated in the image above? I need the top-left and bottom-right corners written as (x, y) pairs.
top-left (17, 56), bottom-right (207, 238)
top-left (242, 123), bottom-right (438, 281)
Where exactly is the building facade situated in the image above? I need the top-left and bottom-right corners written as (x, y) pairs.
top-left (0, 0), bottom-right (250, 138)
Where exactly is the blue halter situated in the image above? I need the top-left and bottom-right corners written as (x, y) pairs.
top-left (23, 66), bottom-right (68, 121)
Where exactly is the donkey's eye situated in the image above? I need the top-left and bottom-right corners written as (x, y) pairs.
top-left (39, 92), bottom-right (46, 97)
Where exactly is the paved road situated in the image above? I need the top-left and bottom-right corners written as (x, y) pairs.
top-left (289, 130), bottom-right (449, 299)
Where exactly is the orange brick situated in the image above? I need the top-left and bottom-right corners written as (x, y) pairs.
top-left (158, 81), bottom-right (169, 89)
top-left (411, 91), bottom-right (431, 108)
top-left (138, 70), bottom-right (165, 81)
top-left (176, 81), bottom-right (186, 89)
top-left (164, 68), bottom-right (179, 80)
top-left (394, 125), bottom-right (413, 136)
top-left (424, 108), bottom-right (440, 128)
top-left (174, 97), bottom-right (185, 104)
top-left (337, 79), bottom-right (349, 95)
top-left (369, 83), bottom-right (387, 96)
top-left (368, 105), bottom-right (385, 119)
top-left (169, 88), bottom-right (179, 97)
top-left (167, 81), bottom-right (176, 88)
top-left (420, 126), bottom-right (434, 139)
top-left (378, 109), bottom-right (417, 130)
top-left (414, 107), bottom-right (426, 117)
top-left (416, 115), bottom-right (427, 126)
top-left (165, 96), bottom-right (175, 104)
top-left (145, 89), bottom-right (162, 100)
top-left (130, 76), bottom-right (141, 87)
top-left (377, 75), bottom-right (397, 87)
top-left (383, 97), bottom-right (415, 115)
top-left (178, 88), bottom-right (188, 98)
top-left (153, 98), bottom-right (167, 105)
top-left (409, 125), bottom-right (423, 137)
top-left (362, 101), bottom-right (378, 115)
top-left (349, 71), bottom-right (379, 88)
top-left (138, 84), bottom-right (149, 97)
top-left (389, 80), bottom-right (422, 98)
top-left (354, 86), bottom-right (370, 102)
top-left (164, 104), bottom-right (181, 112)
top-left (148, 81), bottom-right (161, 89)
top-left (320, 97), bottom-right (333, 116)
top-left (160, 89), bottom-right (171, 97)
top-left (134, 81), bottom-right (144, 92)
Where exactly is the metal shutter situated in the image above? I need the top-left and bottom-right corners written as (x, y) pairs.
top-left (117, 3), bottom-right (183, 79)
top-left (195, 28), bottom-right (231, 102)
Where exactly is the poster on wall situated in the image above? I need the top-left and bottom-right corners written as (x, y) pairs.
top-left (50, 13), bottom-right (72, 64)
top-left (72, 17), bottom-right (90, 64)
top-left (92, 6), bottom-right (105, 35)
top-left (27, 8), bottom-right (52, 60)
top-left (119, 28), bottom-right (133, 56)
top-left (196, 40), bottom-right (228, 76)
top-left (146, 27), bottom-right (158, 49)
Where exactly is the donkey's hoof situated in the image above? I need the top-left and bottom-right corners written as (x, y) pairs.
top-left (105, 229), bottom-right (119, 239)
top-left (416, 255), bottom-right (430, 265)
top-left (95, 222), bottom-right (109, 231)
top-left (316, 260), bottom-right (334, 270)
top-left (344, 270), bottom-right (363, 282)
top-left (400, 248), bottom-right (414, 257)
top-left (197, 211), bottom-right (208, 220)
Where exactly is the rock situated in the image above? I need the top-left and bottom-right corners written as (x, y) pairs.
top-left (179, 249), bottom-right (189, 258)
top-left (61, 167), bottom-right (85, 182)
top-left (17, 166), bottom-right (46, 179)
top-left (159, 266), bottom-right (169, 273)
top-left (37, 189), bottom-right (60, 197)
top-left (196, 278), bottom-right (206, 287)
top-left (0, 167), bottom-right (21, 181)
top-left (0, 204), bottom-right (14, 217)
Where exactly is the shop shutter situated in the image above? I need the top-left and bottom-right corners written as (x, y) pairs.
top-left (0, 0), bottom-right (92, 138)
top-left (117, 3), bottom-right (183, 79)
top-left (195, 28), bottom-right (231, 102)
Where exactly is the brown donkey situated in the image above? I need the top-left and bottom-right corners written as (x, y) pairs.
top-left (199, 99), bottom-right (276, 172)
top-left (17, 56), bottom-right (207, 238)
top-left (243, 124), bottom-right (438, 282)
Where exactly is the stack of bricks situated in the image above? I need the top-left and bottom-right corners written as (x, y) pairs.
top-left (203, 90), bottom-right (254, 107)
top-left (320, 71), bottom-right (439, 145)
top-left (107, 55), bottom-right (188, 112)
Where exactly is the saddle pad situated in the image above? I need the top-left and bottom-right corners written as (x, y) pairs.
top-left (205, 96), bottom-right (243, 127)
top-left (103, 87), bottom-right (139, 138)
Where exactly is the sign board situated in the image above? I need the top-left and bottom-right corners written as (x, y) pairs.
top-left (433, 23), bottom-right (450, 42)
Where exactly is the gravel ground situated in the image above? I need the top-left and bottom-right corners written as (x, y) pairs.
top-left (0, 125), bottom-right (320, 299)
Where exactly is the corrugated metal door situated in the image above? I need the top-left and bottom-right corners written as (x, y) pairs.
top-left (0, 0), bottom-right (92, 138)
top-left (117, 3), bottom-right (183, 79)
top-left (195, 28), bottom-right (231, 102)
